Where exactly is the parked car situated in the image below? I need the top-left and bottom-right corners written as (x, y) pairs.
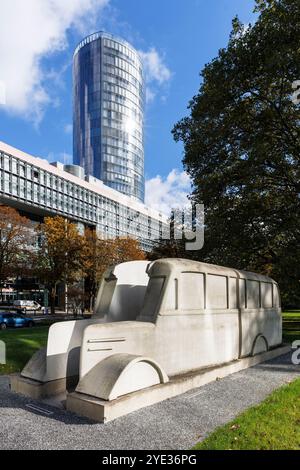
top-left (0, 300), bottom-right (14, 307)
top-left (0, 312), bottom-right (35, 330)
top-left (13, 300), bottom-right (41, 311)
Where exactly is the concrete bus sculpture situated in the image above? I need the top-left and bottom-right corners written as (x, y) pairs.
top-left (11, 258), bottom-right (287, 422)
top-left (11, 260), bottom-right (150, 398)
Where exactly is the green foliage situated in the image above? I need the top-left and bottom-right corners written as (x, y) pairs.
top-left (173, 0), bottom-right (300, 306)
top-left (282, 310), bottom-right (300, 343)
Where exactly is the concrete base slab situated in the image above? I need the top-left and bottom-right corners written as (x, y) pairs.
top-left (66, 344), bottom-right (290, 423)
top-left (10, 374), bottom-right (78, 400)
top-left (41, 392), bottom-right (67, 410)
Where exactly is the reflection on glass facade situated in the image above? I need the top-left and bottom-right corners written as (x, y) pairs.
top-left (73, 32), bottom-right (145, 202)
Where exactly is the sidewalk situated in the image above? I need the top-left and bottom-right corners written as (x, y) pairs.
top-left (0, 352), bottom-right (299, 450)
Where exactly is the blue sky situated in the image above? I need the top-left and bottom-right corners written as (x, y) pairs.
top-left (0, 0), bottom-right (257, 211)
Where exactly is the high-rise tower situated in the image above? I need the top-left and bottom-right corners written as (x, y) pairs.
top-left (73, 32), bottom-right (145, 201)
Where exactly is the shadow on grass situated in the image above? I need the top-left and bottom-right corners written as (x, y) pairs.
top-left (283, 330), bottom-right (300, 344)
top-left (0, 326), bottom-right (49, 375)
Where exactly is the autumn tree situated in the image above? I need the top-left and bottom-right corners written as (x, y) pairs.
top-left (114, 237), bottom-right (147, 264)
top-left (83, 230), bottom-right (115, 311)
top-left (173, 0), bottom-right (300, 306)
top-left (35, 216), bottom-right (86, 314)
top-left (84, 231), bottom-right (146, 311)
top-left (0, 205), bottom-right (32, 299)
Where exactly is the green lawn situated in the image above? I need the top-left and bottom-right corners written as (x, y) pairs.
top-left (282, 311), bottom-right (300, 344)
top-left (0, 326), bottom-right (49, 375)
top-left (282, 310), bottom-right (300, 318)
top-left (194, 378), bottom-right (300, 450)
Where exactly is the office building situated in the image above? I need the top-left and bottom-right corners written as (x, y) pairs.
top-left (0, 141), bottom-right (167, 252)
top-left (73, 32), bottom-right (145, 202)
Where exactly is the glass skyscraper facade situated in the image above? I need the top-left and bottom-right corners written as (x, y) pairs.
top-left (73, 32), bottom-right (145, 202)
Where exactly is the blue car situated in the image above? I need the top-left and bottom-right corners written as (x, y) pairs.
top-left (0, 312), bottom-right (35, 330)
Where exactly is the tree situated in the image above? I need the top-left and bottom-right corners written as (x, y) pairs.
top-left (35, 216), bottom-right (86, 314)
top-left (148, 239), bottom-right (186, 261)
top-left (0, 205), bottom-right (32, 299)
top-left (84, 231), bottom-right (146, 311)
top-left (67, 283), bottom-right (87, 317)
top-left (148, 214), bottom-right (193, 261)
top-left (172, 0), bottom-right (300, 306)
top-left (83, 230), bottom-right (116, 311)
top-left (113, 237), bottom-right (146, 264)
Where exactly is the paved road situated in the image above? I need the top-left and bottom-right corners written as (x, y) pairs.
top-left (0, 352), bottom-right (299, 450)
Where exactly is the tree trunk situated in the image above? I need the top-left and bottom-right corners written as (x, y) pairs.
top-left (50, 285), bottom-right (56, 315)
top-left (0, 271), bottom-right (3, 302)
top-left (90, 294), bottom-right (94, 313)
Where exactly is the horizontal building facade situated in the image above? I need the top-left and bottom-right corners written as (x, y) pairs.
top-left (0, 142), bottom-right (167, 252)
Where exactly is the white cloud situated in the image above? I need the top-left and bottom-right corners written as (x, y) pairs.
top-left (145, 169), bottom-right (191, 215)
top-left (145, 87), bottom-right (156, 104)
top-left (139, 47), bottom-right (171, 104)
top-left (0, 81), bottom-right (7, 105)
top-left (0, 0), bottom-right (109, 125)
top-left (139, 48), bottom-right (171, 84)
top-left (64, 123), bottom-right (73, 134)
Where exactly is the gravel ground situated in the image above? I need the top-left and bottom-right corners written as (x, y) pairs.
top-left (0, 352), bottom-right (299, 450)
